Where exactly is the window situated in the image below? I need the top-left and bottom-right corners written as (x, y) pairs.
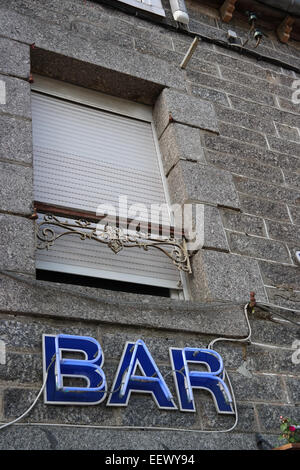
top-left (116, 0), bottom-right (166, 17)
top-left (31, 76), bottom-right (189, 297)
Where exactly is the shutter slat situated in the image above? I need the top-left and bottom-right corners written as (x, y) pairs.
top-left (34, 152), bottom-right (164, 187)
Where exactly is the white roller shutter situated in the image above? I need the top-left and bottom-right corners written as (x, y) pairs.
top-left (31, 78), bottom-right (181, 290)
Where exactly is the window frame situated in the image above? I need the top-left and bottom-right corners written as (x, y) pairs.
top-left (115, 0), bottom-right (166, 17)
top-left (31, 75), bottom-right (190, 299)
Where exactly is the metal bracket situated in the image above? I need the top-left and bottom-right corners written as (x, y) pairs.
top-left (35, 214), bottom-right (192, 274)
top-left (277, 15), bottom-right (294, 44)
top-left (220, 0), bottom-right (238, 23)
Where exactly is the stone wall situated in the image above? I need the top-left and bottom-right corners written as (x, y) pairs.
top-left (0, 0), bottom-right (299, 450)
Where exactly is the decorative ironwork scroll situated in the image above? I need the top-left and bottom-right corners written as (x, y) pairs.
top-left (35, 214), bottom-right (192, 274)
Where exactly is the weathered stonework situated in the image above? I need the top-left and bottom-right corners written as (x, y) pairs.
top-left (0, 114), bottom-right (33, 165)
top-left (186, 204), bottom-right (230, 252)
top-left (167, 160), bottom-right (240, 209)
top-left (0, 38), bottom-right (30, 79)
top-left (0, 0), bottom-right (299, 451)
top-left (158, 123), bottom-right (205, 175)
top-left (189, 250), bottom-right (268, 303)
top-left (153, 88), bottom-right (219, 138)
top-left (0, 215), bottom-right (35, 274)
top-left (0, 162), bottom-right (33, 215)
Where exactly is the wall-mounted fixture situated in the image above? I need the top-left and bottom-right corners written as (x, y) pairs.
top-left (169, 0), bottom-right (189, 24)
top-left (227, 29), bottom-right (238, 43)
top-left (220, 0), bottom-right (300, 45)
top-left (253, 28), bottom-right (264, 46)
top-left (277, 15), bottom-right (295, 42)
top-left (242, 11), bottom-right (264, 48)
top-left (220, 0), bottom-right (238, 23)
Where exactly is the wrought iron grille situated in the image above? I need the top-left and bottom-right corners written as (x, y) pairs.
top-left (35, 213), bottom-right (192, 274)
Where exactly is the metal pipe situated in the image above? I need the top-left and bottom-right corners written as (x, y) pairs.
top-left (180, 37), bottom-right (199, 69)
top-left (257, 0), bottom-right (300, 16)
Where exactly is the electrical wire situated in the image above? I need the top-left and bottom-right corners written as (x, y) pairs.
top-left (242, 21), bottom-right (256, 47)
top-left (205, 303), bottom-right (252, 434)
top-left (257, 301), bottom-right (300, 315)
top-left (80, 0), bottom-right (300, 76)
top-left (0, 268), bottom-right (297, 436)
top-left (0, 305), bottom-right (252, 435)
top-left (0, 367), bottom-right (238, 435)
top-left (254, 36), bottom-right (262, 49)
top-left (208, 303), bottom-right (252, 350)
top-left (256, 302), bottom-right (300, 328)
top-left (0, 269), bottom-right (266, 435)
top-left (0, 355), bottom-right (56, 431)
top-left (2, 299), bottom-right (295, 436)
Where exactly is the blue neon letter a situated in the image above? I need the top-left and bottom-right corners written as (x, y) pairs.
top-left (107, 339), bottom-right (177, 410)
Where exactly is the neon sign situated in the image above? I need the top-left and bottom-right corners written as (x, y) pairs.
top-left (43, 334), bottom-right (234, 414)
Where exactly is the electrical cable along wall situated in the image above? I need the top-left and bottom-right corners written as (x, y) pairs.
top-left (0, 302), bottom-right (252, 433)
